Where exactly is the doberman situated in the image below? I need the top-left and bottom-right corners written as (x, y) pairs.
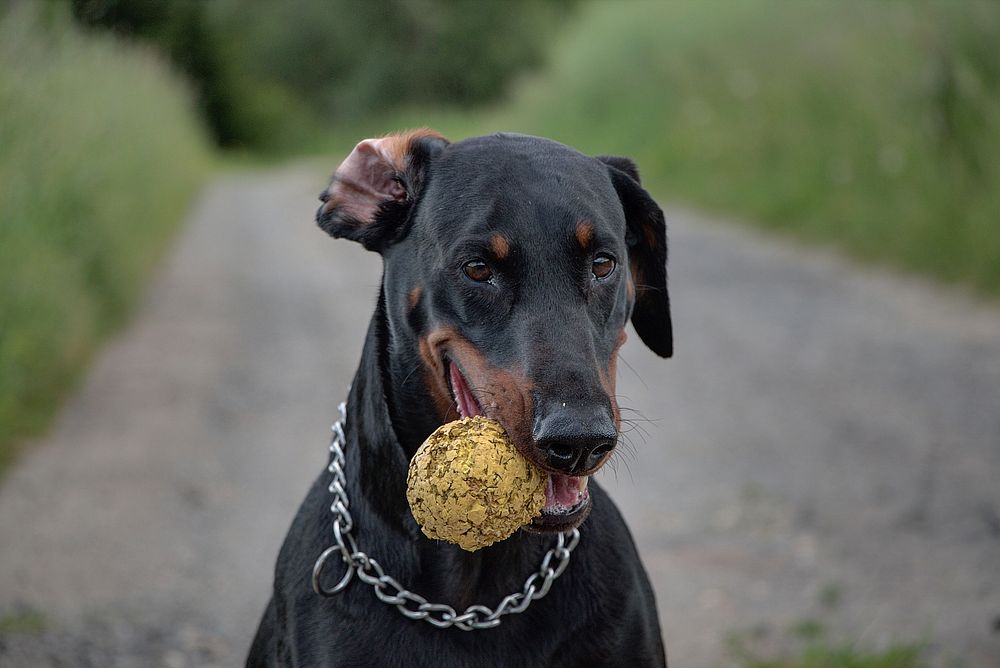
top-left (248, 131), bottom-right (672, 667)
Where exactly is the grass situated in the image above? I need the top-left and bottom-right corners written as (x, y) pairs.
top-left (0, 610), bottom-right (47, 636)
top-left (719, 583), bottom-right (941, 668)
top-left (727, 619), bottom-right (930, 668)
top-left (739, 644), bottom-right (927, 668)
top-left (499, 0), bottom-right (1000, 295)
top-left (0, 5), bottom-right (211, 471)
top-left (323, 0), bottom-right (1000, 297)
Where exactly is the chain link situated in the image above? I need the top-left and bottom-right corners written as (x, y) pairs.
top-left (311, 402), bottom-right (581, 631)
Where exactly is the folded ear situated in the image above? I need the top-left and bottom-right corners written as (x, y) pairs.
top-left (318, 129), bottom-right (449, 252)
top-left (597, 155), bottom-right (673, 358)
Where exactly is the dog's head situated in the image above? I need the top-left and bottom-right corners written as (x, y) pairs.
top-left (319, 130), bottom-right (671, 532)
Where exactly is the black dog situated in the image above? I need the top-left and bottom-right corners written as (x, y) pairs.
top-left (249, 131), bottom-right (672, 667)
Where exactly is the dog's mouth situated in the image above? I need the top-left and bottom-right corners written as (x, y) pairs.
top-left (447, 358), bottom-right (484, 421)
top-left (445, 359), bottom-right (592, 533)
top-left (529, 475), bottom-right (591, 532)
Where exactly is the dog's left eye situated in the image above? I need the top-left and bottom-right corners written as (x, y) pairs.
top-left (591, 253), bottom-right (616, 280)
top-left (463, 260), bottom-right (493, 283)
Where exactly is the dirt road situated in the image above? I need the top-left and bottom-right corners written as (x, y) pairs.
top-left (1, 165), bottom-right (998, 667)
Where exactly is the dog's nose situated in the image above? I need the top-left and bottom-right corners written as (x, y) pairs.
top-left (533, 405), bottom-right (617, 475)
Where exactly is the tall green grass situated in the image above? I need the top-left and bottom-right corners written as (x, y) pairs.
top-left (0, 6), bottom-right (211, 469)
top-left (487, 0), bottom-right (1000, 294)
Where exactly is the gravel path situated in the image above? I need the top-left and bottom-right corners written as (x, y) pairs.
top-left (1, 165), bottom-right (998, 667)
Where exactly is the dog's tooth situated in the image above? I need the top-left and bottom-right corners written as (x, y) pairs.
top-left (577, 476), bottom-right (589, 492)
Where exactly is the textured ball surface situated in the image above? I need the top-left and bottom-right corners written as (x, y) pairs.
top-left (406, 416), bottom-right (546, 551)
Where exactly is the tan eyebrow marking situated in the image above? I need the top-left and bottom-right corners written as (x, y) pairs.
top-left (408, 286), bottom-right (423, 311)
top-left (575, 220), bottom-right (594, 248)
top-left (490, 233), bottom-right (510, 260)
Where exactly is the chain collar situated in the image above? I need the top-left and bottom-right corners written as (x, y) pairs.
top-left (311, 401), bottom-right (582, 631)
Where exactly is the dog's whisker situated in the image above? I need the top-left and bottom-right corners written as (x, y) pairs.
top-left (399, 364), bottom-right (422, 389)
top-left (617, 353), bottom-right (649, 391)
top-left (618, 412), bottom-right (645, 423)
top-left (609, 438), bottom-right (638, 477)
top-left (617, 405), bottom-right (656, 421)
top-left (614, 397), bottom-right (657, 416)
top-left (621, 455), bottom-right (636, 486)
top-left (604, 448), bottom-right (636, 487)
top-left (618, 418), bottom-right (650, 443)
top-left (606, 455), bottom-right (620, 483)
top-left (621, 423), bottom-right (651, 443)
top-left (616, 432), bottom-right (639, 459)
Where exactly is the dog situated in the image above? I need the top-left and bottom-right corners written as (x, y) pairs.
top-left (248, 130), bottom-right (672, 667)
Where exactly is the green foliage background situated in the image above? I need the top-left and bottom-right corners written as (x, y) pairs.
top-left (0, 5), bottom-right (210, 467)
top-left (483, 0), bottom-right (1000, 296)
top-left (69, 0), bottom-right (576, 150)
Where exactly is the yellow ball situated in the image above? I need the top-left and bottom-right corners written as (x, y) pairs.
top-left (406, 416), bottom-right (547, 551)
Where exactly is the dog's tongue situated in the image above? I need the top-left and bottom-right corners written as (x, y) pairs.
top-left (450, 363), bottom-right (483, 418)
top-left (544, 474), bottom-right (589, 513)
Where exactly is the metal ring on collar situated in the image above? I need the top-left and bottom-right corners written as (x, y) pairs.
top-left (312, 544), bottom-right (354, 596)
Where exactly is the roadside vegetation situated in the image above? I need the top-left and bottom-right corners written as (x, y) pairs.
top-left (485, 0), bottom-right (1000, 296)
top-left (67, 0), bottom-right (577, 152)
top-left (727, 619), bottom-right (929, 668)
top-left (0, 6), bottom-right (210, 468)
top-left (738, 642), bottom-right (926, 668)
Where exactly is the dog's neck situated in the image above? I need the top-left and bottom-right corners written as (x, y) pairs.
top-left (340, 291), bottom-right (545, 608)
top-left (346, 289), bottom-right (436, 524)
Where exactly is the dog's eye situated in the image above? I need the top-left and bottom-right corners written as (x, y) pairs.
top-left (591, 253), bottom-right (616, 280)
top-left (463, 260), bottom-right (493, 283)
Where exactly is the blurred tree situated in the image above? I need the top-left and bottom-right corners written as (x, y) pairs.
top-left (67, 0), bottom-right (578, 149)
top-left (68, 0), bottom-right (236, 143)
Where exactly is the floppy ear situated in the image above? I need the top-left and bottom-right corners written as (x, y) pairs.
top-left (317, 129), bottom-right (449, 252)
top-left (597, 155), bottom-right (673, 358)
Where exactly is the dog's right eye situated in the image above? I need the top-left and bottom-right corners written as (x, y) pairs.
top-left (591, 253), bottom-right (616, 280)
top-left (463, 260), bottom-right (493, 283)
